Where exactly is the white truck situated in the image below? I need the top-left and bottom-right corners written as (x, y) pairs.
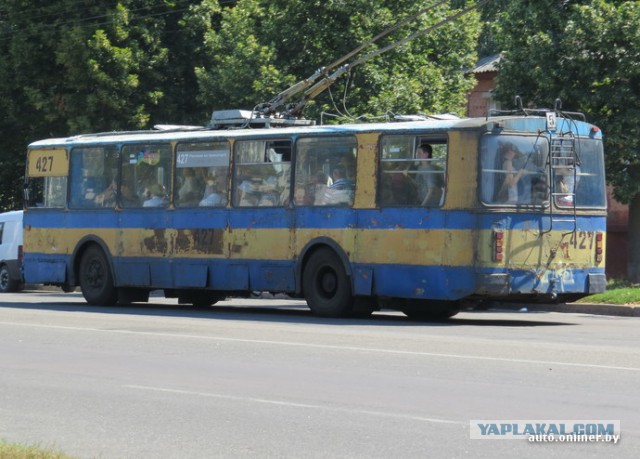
top-left (0, 210), bottom-right (24, 292)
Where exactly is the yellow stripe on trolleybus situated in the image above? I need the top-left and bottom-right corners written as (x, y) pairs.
top-left (24, 226), bottom-right (600, 270)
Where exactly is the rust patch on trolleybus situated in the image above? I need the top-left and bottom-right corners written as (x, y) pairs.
top-left (142, 229), bottom-right (168, 253)
top-left (142, 228), bottom-right (225, 255)
top-left (189, 228), bottom-right (224, 254)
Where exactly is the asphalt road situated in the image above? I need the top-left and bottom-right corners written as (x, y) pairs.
top-left (0, 291), bottom-right (638, 458)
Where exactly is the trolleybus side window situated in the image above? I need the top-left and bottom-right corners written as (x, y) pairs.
top-left (25, 176), bottom-right (67, 208)
top-left (25, 148), bottom-right (69, 208)
top-left (69, 146), bottom-right (119, 208)
top-left (233, 139), bottom-right (292, 207)
top-left (293, 136), bottom-right (357, 206)
top-left (480, 135), bottom-right (549, 207)
top-left (378, 135), bottom-right (447, 207)
top-left (121, 143), bottom-right (172, 208)
top-left (175, 141), bottom-right (230, 208)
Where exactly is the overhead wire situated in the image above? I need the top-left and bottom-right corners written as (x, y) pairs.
top-left (285, 0), bottom-right (488, 117)
top-left (0, 0), bottom-right (190, 24)
top-left (346, 0), bottom-right (488, 72)
top-left (322, 0), bottom-right (451, 74)
top-left (0, 0), bottom-right (238, 42)
top-left (257, 0), bottom-right (453, 116)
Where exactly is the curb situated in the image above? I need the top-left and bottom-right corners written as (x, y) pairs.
top-left (550, 302), bottom-right (639, 317)
top-left (494, 302), bottom-right (640, 317)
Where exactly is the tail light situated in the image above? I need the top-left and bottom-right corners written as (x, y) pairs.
top-left (595, 232), bottom-right (603, 263)
top-left (18, 245), bottom-right (23, 266)
top-left (493, 230), bottom-right (504, 262)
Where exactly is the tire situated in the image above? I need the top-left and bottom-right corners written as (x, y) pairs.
top-left (0, 264), bottom-right (17, 293)
top-left (303, 248), bottom-right (353, 317)
top-left (79, 245), bottom-right (117, 305)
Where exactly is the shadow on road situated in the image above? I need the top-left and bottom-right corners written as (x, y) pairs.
top-left (0, 290), bottom-right (575, 328)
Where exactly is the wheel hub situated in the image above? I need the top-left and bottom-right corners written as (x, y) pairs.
top-left (319, 269), bottom-right (337, 297)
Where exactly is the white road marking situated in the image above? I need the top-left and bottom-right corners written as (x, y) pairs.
top-left (1, 320), bottom-right (639, 372)
top-left (124, 384), bottom-right (462, 425)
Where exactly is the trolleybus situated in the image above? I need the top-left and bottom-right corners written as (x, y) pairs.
top-left (23, 108), bottom-right (607, 318)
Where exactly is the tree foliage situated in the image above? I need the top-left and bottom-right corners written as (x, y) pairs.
top-left (494, 0), bottom-right (640, 203)
top-left (0, 0), bottom-right (221, 209)
top-left (196, 0), bottom-right (481, 118)
top-left (494, 0), bottom-right (640, 280)
top-left (0, 0), bottom-right (481, 211)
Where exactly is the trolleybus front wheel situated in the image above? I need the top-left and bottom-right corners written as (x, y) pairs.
top-left (79, 245), bottom-right (117, 305)
top-left (303, 248), bottom-right (354, 317)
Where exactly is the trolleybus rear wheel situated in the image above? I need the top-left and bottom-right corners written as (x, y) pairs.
top-left (79, 245), bottom-right (117, 305)
top-left (303, 248), bottom-right (353, 317)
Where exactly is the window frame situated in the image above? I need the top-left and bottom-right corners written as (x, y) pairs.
top-left (68, 145), bottom-right (120, 209)
top-left (377, 134), bottom-right (448, 208)
top-left (174, 140), bottom-right (231, 208)
top-left (293, 135), bottom-right (358, 207)
top-left (479, 133), bottom-right (551, 208)
top-left (232, 138), bottom-right (293, 208)
top-left (120, 142), bottom-right (173, 209)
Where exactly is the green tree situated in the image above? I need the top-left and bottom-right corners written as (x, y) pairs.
top-left (195, 0), bottom-right (291, 112)
top-left (0, 0), bottom-right (220, 210)
top-left (494, 0), bottom-right (640, 280)
top-left (196, 0), bottom-right (481, 119)
top-left (0, 0), bottom-right (481, 211)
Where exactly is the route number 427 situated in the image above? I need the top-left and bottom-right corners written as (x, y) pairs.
top-left (35, 155), bottom-right (54, 173)
top-left (570, 231), bottom-right (594, 250)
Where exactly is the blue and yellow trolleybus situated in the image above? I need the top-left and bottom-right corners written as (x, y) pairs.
top-left (23, 107), bottom-right (607, 318)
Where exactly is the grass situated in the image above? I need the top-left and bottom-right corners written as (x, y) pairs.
top-left (576, 279), bottom-right (640, 305)
top-left (0, 440), bottom-right (75, 459)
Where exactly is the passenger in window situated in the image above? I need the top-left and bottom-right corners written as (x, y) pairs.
top-left (143, 183), bottom-right (168, 207)
top-left (199, 174), bottom-right (227, 207)
top-left (237, 178), bottom-right (261, 206)
top-left (530, 173), bottom-right (549, 206)
top-left (258, 175), bottom-right (281, 206)
top-left (338, 154), bottom-right (357, 181)
top-left (331, 165), bottom-right (354, 189)
top-left (119, 182), bottom-right (140, 207)
top-left (293, 187), bottom-right (305, 205)
top-left (496, 142), bottom-right (525, 204)
top-left (557, 160), bottom-right (580, 206)
top-left (414, 144), bottom-right (444, 206)
top-left (307, 171), bottom-right (328, 205)
top-left (94, 178), bottom-right (117, 207)
top-left (323, 166), bottom-right (354, 205)
top-left (389, 162), bottom-right (418, 205)
top-left (177, 169), bottom-right (201, 206)
top-left (257, 149), bottom-right (290, 206)
top-left (293, 171), bottom-right (326, 206)
top-left (244, 152), bottom-right (287, 207)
